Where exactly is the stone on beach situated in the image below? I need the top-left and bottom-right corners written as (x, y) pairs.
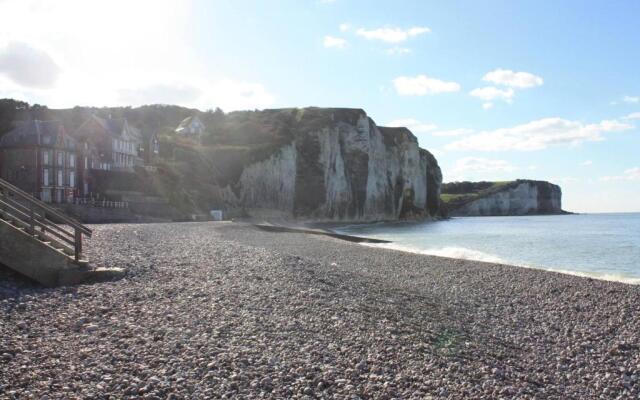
top-left (0, 221), bottom-right (639, 399)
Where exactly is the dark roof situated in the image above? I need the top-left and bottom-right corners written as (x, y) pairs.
top-left (0, 120), bottom-right (76, 149)
top-left (75, 115), bottom-right (142, 142)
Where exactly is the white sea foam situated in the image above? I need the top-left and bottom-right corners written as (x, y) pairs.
top-left (363, 242), bottom-right (508, 264)
top-left (362, 242), bottom-right (640, 285)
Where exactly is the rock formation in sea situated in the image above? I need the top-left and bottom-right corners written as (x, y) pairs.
top-left (222, 108), bottom-right (442, 221)
top-left (441, 180), bottom-right (563, 216)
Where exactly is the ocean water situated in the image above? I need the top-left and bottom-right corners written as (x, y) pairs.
top-left (334, 213), bottom-right (640, 284)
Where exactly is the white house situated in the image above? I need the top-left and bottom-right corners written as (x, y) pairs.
top-left (175, 115), bottom-right (206, 136)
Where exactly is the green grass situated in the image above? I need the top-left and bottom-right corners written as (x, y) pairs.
top-left (440, 180), bottom-right (517, 208)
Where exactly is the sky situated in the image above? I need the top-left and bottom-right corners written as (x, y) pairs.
top-left (0, 0), bottom-right (638, 213)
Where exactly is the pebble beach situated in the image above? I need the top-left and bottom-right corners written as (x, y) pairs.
top-left (1, 222), bottom-right (639, 399)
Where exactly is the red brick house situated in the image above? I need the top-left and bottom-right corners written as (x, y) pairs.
top-left (0, 120), bottom-right (78, 203)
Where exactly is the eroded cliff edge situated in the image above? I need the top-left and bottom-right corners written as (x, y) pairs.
top-left (441, 180), bottom-right (563, 217)
top-left (223, 108), bottom-right (442, 221)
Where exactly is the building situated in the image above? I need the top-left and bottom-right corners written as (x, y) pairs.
top-left (141, 130), bottom-right (160, 165)
top-left (175, 115), bottom-right (206, 136)
top-left (74, 115), bottom-right (143, 172)
top-left (0, 120), bottom-right (78, 203)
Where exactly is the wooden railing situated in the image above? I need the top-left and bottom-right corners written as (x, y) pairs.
top-left (0, 178), bottom-right (92, 262)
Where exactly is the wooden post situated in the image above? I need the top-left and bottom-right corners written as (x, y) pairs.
top-left (74, 229), bottom-right (82, 262)
top-left (29, 203), bottom-right (35, 235)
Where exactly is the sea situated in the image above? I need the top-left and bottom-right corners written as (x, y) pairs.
top-left (334, 213), bottom-right (640, 285)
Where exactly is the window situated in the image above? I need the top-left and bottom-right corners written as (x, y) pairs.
top-left (69, 154), bottom-right (76, 168)
top-left (69, 171), bottom-right (75, 188)
top-left (43, 169), bottom-right (50, 186)
top-left (43, 150), bottom-right (50, 165)
top-left (41, 189), bottom-right (51, 203)
top-left (57, 170), bottom-right (63, 186)
top-left (57, 152), bottom-right (64, 166)
top-left (84, 157), bottom-right (88, 169)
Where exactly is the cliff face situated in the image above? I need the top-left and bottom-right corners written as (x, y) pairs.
top-left (224, 108), bottom-right (442, 221)
top-left (443, 180), bottom-right (562, 217)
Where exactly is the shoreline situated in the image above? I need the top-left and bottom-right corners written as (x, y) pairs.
top-left (358, 241), bottom-right (640, 286)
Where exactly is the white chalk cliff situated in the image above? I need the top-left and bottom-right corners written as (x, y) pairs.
top-left (224, 108), bottom-right (442, 221)
top-left (447, 181), bottom-right (562, 217)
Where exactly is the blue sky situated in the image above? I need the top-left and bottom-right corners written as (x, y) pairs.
top-left (0, 0), bottom-right (638, 212)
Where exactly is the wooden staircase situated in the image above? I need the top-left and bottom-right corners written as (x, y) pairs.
top-left (0, 178), bottom-right (98, 286)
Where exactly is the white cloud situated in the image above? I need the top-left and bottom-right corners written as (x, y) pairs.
top-left (0, 41), bottom-right (60, 88)
top-left (356, 26), bottom-right (430, 43)
top-left (386, 47), bottom-right (411, 55)
top-left (323, 35), bottom-right (347, 49)
top-left (469, 86), bottom-right (514, 102)
top-left (386, 118), bottom-right (437, 133)
top-left (0, 0), bottom-right (275, 111)
top-left (581, 160), bottom-right (593, 166)
top-left (339, 23), bottom-right (350, 32)
top-left (482, 102), bottom-right (494, 110)
top-left (482, 69), bottom-right (543, 89)
top-left (431, 128), bottom-right (474, 137)
top-left (624, 112), bottom-right (640, 120)
top-left (393, 74), bottom-right (460, 96)
top-left (453, 157), bottom-right (516, 174)
top-left (623, 96), bottom-right (639, 104)
top-left (446, 117), bottom-right (633, 152)
top-left (600, 167), bottom-right (640, 181)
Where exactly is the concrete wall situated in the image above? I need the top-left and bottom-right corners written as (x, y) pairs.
top-left (0, 219), bottom-right (78, 287)
top-left (60, 204), bottom-right (136, 223)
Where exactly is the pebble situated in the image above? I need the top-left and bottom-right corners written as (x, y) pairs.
top-left (0, 222), bottom-right (638, 399)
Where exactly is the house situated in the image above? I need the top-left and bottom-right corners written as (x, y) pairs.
top-left (0, 120), bottom-right (78, 203)
top-left (74, 115), bottom-right (143, 172)
top-left (175, 115), bottom-right (206, 136)
top-left (140, 129), bottom-right (160, 165)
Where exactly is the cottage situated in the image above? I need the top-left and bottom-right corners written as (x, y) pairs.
top-left (175, 115), bottom-right (206, 136)
top-left (0, 120), bottom-right (78, 203)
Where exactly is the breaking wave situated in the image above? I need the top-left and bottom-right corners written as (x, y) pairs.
top-left (362, 242), bottom-right (640, 285)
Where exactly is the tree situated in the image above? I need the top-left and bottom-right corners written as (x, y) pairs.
top-left (0, 99), bottom-right (30, 138)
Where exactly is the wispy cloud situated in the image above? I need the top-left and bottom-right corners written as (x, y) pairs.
top-left (446, 117), bottom-right (633, 152)
top-left (356, 26), bottom-right (430, 43)
top-left (624, 112), bottom-right (640, 120)
top-left (323, 35), bottom-right (347, 49)
top-left (623, 95), bottom-right (639, 104)
top-left (385, 47), bottom-right (411, 55)
top-left (431, 128), bottom-right (474, 137)
top-left (470, 86), bottom-right (514, 102)
top-left (339, 23), bottom-right (350, 32)
top-left (453, 157), bottom-right (516, 174)
top-left (393, 74), bottom-right (460, 96)
top-left (482, 69), bottom-right (543, 89)
top-left (581, 160), bottom-right (593, 166)
top-left (386, 118), bottom-right (437, 133)
top-left (600, 167), bottom-right (640, 181)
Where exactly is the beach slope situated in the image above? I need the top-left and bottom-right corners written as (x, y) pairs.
top-left (1, 222), bottom-right (638, 398)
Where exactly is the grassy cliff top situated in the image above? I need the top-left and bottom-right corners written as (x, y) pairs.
top-left (440, 179), bottom-right (560, 211)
